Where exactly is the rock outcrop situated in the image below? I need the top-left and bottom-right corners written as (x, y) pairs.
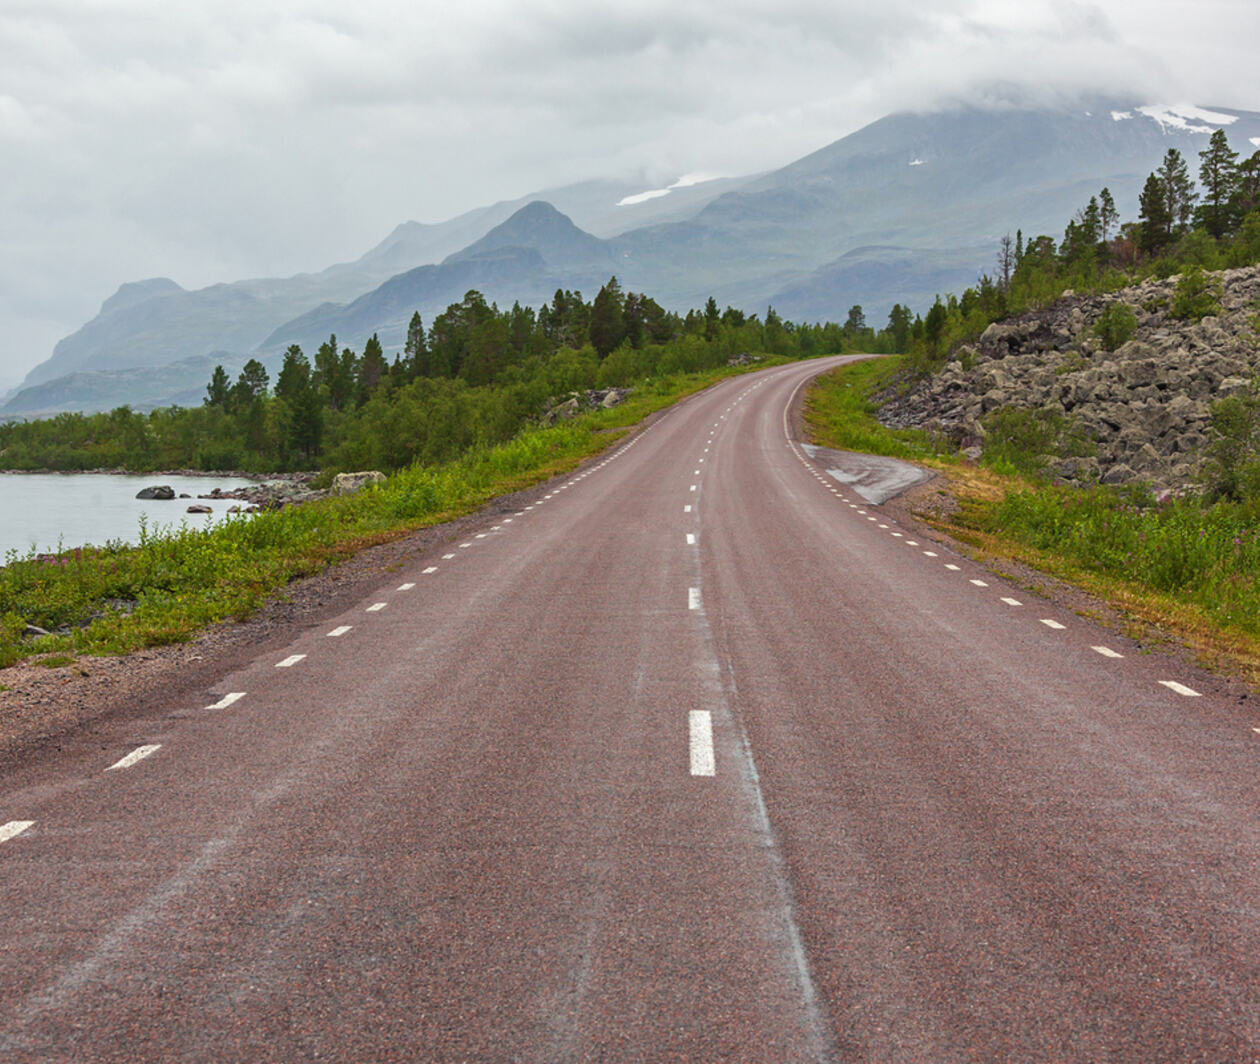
top-left (331, 471), bottom-right (386, 496)
top-left (135, 485), bottom-right (175, 500)
top-left (880, 265), bottom-right (1260, 491)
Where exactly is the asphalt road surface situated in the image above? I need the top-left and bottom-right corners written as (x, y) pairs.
top-left (2, 356), bottom-right (1259, 1062)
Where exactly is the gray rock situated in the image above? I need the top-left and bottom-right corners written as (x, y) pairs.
top-left (135, 485), bottom-right (175, 500)
top-left (331, 471), bottom-right (386, 496)
top-left (186, 504), bottom-right (212, 514)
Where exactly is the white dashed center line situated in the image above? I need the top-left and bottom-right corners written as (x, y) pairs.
top-left (327, 626), bottom-right (352, 637)
top-left (207, 692), bottom-right (245, 710)
top-left (685, 505), bottom-right (692, 513)
top-left (107, 744), bottom-right (162, 771)
top-left (1160, 680), bottom-right (1202, 697)
top-left (690, 484), bottom-right (697, 492)
top-left (1092, 646), bottom-right (1124, 658)
top-left (366, 602), bottom-right (387, 612)
top-left (1040, 619), bottom-right (1066, 630)
top-left (276, 655), bottom-right (306, 668)
top-left (686, 533), bottom-right (696, 545)
top-left (688, 587), bottom-right (701, 610)
top-left (689, 711), bottom-right (715, 777)
top-left (0, 821), bottom-right (33, 844)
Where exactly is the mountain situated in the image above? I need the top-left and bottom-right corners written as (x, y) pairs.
top-left (8, 98), bottom-right (1260, 416)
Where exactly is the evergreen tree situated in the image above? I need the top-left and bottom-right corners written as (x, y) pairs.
top-left (204, 365), bottom-right (230, 408)
top-left (275, 345), bottom-right (311, 401)
top-left (703, 296), bottom-right (720, 342)
top-left (231, 359), bottom-right (269, 408)
top-left (403, 312), bottom-right (427, 379)
top-left (1099, 188), bottom-right (1119, 242)
top-left (844, 305), bottom-right (866, 333)
top-left (1158, 148), bottom-right (1197, 233)
top-left (589, 277), bottom-right (627, 358)
top-left (1138, 172), bottom-right (1173, 253)
top-left (358, 333), bottom-right (387, 400)
top-left (1236, 151), bottom-right (1260, 219)
top-left (1196, 128), bottom-right (1241, 238)
top-left (886, 304), bottom-right (912, 354)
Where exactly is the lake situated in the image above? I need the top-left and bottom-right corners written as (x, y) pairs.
top-left (0, 473), bottom-right (257, 560)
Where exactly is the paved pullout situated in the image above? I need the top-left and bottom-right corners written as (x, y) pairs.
top-left (1, 356), bottom-right (1259, 1061)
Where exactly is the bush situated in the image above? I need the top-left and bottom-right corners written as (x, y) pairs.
top-left (981, 405), bottom-right (1091, 475)
top-left (1169, 266), bottom-right (1224, 322)
top-left (1092, 302), bottom-right (1138, 352)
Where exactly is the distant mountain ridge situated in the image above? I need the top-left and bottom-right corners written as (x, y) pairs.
top-left (6, 97), bottom-right (1260, 417)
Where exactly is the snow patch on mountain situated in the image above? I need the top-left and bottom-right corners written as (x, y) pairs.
top-left (616, 172), bottom-right (721, 207)
top-left (1111, 111), bottom-right (1132, 121)
top-left (1138, 104), bottom-right (1238, 134)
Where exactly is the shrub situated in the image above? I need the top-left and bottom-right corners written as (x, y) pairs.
top-left (1169, 266), bottom-right (1224, 322)
top-left (1092, 302), bottom-right (1138, 352)
top-left (981, 405), bottom-right (1091, 475)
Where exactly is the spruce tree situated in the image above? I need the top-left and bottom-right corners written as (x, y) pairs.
top-left (1197, 129), bottom-right (1241, 238)
top-left (1158, 148), bottom-right (1197, 233)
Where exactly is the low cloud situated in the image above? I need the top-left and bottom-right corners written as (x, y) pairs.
top-left (0, 0), bottom-right (1256, 381)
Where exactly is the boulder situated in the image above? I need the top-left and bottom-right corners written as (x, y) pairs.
top-left (135, 485), bottom-right (175, 500)
top-left (186, 504), bottom-right (212, 514)
top-left (331, 471), bottom-right (386, 496)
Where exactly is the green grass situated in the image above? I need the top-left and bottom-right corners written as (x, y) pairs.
top-left (802, 357), bottom-right (948, 460)
top-left (0, 357), bottom-right (796, 670)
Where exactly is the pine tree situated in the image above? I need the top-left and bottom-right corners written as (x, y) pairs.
top-left (1158, 148), bottom-right (1197, 233)
top-left (204, 365), bottom-right (230, 408)
top-left (1236, 151), bottom-right (1260, 220)
top-left (358, 333), bottom-right (387, 400)
top-left (1138, 172), bottom-right (1173, 253)
top-left (403, 312), bottom-right (427, 379)
top-left (1099, 188), bottom-right (1119, 242)
top-left (1196, 129), bottom-right (1241, 238)
top-left (589, 277), bottom-right (626, 358)
top-left (275, 345), bottom-right (310, 401)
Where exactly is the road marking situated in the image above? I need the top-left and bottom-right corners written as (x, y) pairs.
top-left (207, 692), bottom-right (245, 710)
top-left (695, 469), bottom-right (701, 474)
top-left (1040, 619), bottom-right (1066, 630)
top-left (366, 602), bottom-right (387, 612)
top-left (970, 579), bottom-right (988, 587)
top-left (1160, 680), bottom-right (1201, 697)
top-left (690, 485), bottom-right (697, 491)
top-left (1092, 646), bottom-right (1124, 658)
top-left (945, 564), bottom-right (961, 571)
top-left (867, 517), bottom-right (877, 522)
top-left (459, 542), bottom-right (472, 549)
top-left (107, 744), bottom-right (162, 771)
top-left (684, 504), bottom-right (692, 513)
top-left (689, 711), bottom-right (715, 777)
top-left (503, 518), bottom-right (513, 524)
top-left (686, 533), bottom-right (696, 545)
top-left (689, 587), bottom-right (701, 610)
top-left (276, 655), bottom-right (306, 668)
top-left (0, 821), bottom-right (33, 844)
top-left (421, 567), bottom-right (437, 575)
top-left (891, 532), bottom-right (902, 537)
top-left (1001, 597), bottom-right (1022, 606)
top-left (475, 533), bottom-right (487, 539)
top-left (906, 541), bottom-right (919, 546)
top-left (400, 581), bottom-right (418, 588)
top-left (327, 626), bottom-right (352, 637)
top-left (442, 553), bottom-right (455, 559)
top-left (878, 523), bottom-right (889, 529)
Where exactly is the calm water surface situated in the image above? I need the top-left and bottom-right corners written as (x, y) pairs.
top-left (0, 473), bottom-right (257, 559)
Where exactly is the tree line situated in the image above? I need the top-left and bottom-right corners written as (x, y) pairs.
top-left (0, 285), bottom-right (884, 474)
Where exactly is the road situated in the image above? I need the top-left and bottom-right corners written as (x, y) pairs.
top-left (2, 355), bottom-right (1259, 1061)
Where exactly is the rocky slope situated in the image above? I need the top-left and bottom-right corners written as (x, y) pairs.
top-left (880, 265), bottom-right (1260, 491)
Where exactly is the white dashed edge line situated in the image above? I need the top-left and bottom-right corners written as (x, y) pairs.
top-left (106, 744), bottom-right (161, 771)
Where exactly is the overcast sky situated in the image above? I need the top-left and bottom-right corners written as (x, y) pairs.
top-left (2, 0), bottom-right (1257, 387)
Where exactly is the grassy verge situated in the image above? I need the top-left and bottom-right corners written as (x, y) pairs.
top-left (0, 358), bottom-right (791, 670)
top-left (804, 359), bottom-right (1260, 683)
